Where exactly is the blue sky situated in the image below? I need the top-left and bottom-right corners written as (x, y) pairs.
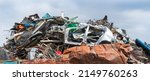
top-left (0, 0), bottom-right (150, 46)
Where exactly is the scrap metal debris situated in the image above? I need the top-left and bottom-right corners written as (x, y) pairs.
top-left (1, 13), bottom-right (150, 64)
top-left (63, 43), bottom-right (133, 64)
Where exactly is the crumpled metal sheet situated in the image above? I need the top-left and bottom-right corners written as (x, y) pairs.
top-left (65, 24), bottom-right (115, 46)
top-left (63, 43), bottom-right (133, 64)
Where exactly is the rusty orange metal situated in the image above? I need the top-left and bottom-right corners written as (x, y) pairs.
top-left (63, 43), bottom-right (133, 64)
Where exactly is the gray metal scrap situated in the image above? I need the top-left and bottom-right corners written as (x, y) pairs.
top-left (64, 24), bottom-right (115, 46)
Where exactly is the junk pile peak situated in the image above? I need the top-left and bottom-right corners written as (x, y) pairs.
top-left (2, 13), bottom-right (150, 64)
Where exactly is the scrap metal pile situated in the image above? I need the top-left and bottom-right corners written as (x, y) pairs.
top-left (3, 13), bottom-right (150, 64)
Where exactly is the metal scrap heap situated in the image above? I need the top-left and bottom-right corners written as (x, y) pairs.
top-left (2, 13), bottom-right (150, 64)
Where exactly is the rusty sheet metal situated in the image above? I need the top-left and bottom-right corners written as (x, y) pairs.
top-left (63, 43), bottom-right (133, 64)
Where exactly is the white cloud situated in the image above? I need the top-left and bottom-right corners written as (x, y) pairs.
top-left (121, 10), bottom-right (150, 42)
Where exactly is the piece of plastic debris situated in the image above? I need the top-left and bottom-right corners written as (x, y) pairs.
top-left (135, 38), bottom-right (150, 53)
top-left (56, 51), bottom-right (62, 55)
top-left (42, 13), bottom-right (52, 19)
